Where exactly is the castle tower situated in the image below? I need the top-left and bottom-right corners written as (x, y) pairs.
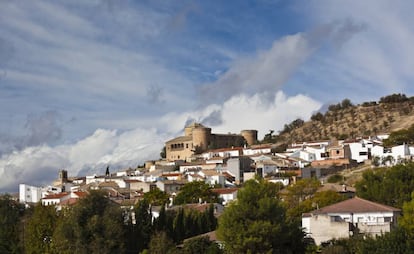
top-left (240, 130), bottom-right (258, 146)
top-left (192, 125), bottom-right (212, 152)
top-left (59, 169), bottom-right (68, 183)
top-left (184, 122), bottom-right (205, 136)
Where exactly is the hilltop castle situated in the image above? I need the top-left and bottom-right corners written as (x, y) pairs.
top-left (165, 122), bottom-right (258, 161)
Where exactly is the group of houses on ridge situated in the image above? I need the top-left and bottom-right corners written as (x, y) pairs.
top-left (18, 122), bottom-right (413, 245)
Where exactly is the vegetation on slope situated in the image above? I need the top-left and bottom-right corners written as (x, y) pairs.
top-left (262, 93), bottom-right (414, 144)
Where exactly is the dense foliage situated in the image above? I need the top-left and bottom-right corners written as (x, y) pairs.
top-left (173, 181), bottom-right (219, 205)
top-left (0, 195), bottom-right (24, 253)
top-left (217, 178), bottom-right (305, 253)
top-left (383, 124), bottom-right (414, 147)
top-left (0, 190), bottom-right (218, 254)
top-left (379, 93), bottom-right (409, 104)
top-left (355, 163), bottom-right (414, 208)
top-left (320, 163), bottom-right (414, 253)
top-left (7, 161), bottom-right (414, 253)
top-left (287, 190), bottom-right (347, 220)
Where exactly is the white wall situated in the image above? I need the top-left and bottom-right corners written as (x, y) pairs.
top-left (19, 184), bottom-right (42, 203)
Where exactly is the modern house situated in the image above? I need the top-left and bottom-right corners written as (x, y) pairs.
top-left (302, 197), bottom-right (401, 245)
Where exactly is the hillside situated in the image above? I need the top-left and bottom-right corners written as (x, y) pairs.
top-left (274, 94), bottom-right (414, 143)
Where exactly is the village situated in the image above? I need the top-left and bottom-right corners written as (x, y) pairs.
top-left (17, 122), bottom-right (414, 246)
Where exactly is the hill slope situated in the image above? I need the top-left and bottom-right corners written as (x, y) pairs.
top-left (275, 94), bottom-right (414, 143)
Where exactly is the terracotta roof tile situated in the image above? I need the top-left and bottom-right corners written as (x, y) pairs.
top-left (312, 197), bottom-right (400, 214)
top-left (212, 188), bottom-right (238, 195)
top-left (43, 192), bottom-right (69, 199)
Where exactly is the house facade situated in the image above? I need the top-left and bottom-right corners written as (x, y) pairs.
top-left (19, 184), bottom-right (42, 204)
top-left (302, 197), bottom-right (401, 245)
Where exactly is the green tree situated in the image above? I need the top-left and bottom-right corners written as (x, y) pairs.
top-left (399, 192), bottom-right (414, 242)
top-left (262, 130), bottom-right (277, 143)
top-left (51, 191), bottom-right (125, 254)
top-left (355, 163), bottom-right (414, 208)
top-left (124, 199), bottom-right (153, 252)
top-left (25, 204), bottom-right (58, 254)
top-left (0, 194), bottom-right (24, 253)
top-left (383, 124), bottom-right (414, 147)
top-left (173, 181), bottom-right (219, 205)
top-left (182, 236), bottom-right (222, 254)
top-left (327, 174), bottom-right (344, 183)
top-left (287, 190), bottom-right (346, 220)
top-left (284, 178), bottom-right (321, 211)
top-left (217, 179), bottom-right (305, 253)
top-left (160, 146), bottom-right (167, 159)
top-left (147, 231), bottom-right (177, 254)
top-left (341, 98), bottom-right (353, 109)
top-left (173, 208), bottom-right (185, 243)
top-left (144, 187), bottom-right (169, 206)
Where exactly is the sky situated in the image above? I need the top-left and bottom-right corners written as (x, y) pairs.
top-left (1, 0), bottom-right (414, 192)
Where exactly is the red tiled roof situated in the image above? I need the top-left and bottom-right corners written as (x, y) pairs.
top-left (43, 192), bottom-right (69, 199)
top-left (207, 147), bottom-right (243, 153)
top-left (73, 191), bottom-right (88, 198)
top-left (60, 198), bottom-right (79, 206)
top-left (312, 197), bottom-right (401, 214)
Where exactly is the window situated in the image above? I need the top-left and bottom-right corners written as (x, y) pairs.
top-left (186, 144), bottom-right (189, 148)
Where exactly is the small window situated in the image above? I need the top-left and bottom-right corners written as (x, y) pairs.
top-left (336, 150), bottom-right (340, 154)
top-left (384, 217), bottom-right (392, 222)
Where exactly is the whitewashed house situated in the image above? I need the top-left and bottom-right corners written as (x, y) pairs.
top-left (212, 188), bottom-right (238, 205)
top-left (198, 170), bottom-right (225, 187)
top-left (41, 192), bottom-right (71, 206)
top-left (371, 144), bottom-right (411, 165)
top-left (290, 150), bottom-right (316, 163)
top-left (243, 146), bottom-right (272, 156)
top-left (345, 140), bottom-right (373, 163)
top-left (201, 147), bottom-right (242, 160)
top-left (19, 184), bottom-right (42, 204)
top-left (302, 197), bottom-right (400, 245)
top-left (304, 146), bottom-right (328, 161)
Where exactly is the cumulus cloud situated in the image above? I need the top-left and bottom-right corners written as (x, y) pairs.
top-left (198, 33), bottom-right (312, 105)
top-left (0, 127), bottom-right (168, 192)
top-left (0, 90), bottom-right (321, 192)
top-left (198, 19), bottom-right (364, 106)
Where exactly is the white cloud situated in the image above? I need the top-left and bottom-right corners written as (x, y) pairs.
top-left (0, 90), bottom-right (321, 192)
top-left (198, 33), bottom-right (314, 105)
top-left (0, 127), bottom-right (168, 192)
top-left (299, 0), bottom-right (414, 100)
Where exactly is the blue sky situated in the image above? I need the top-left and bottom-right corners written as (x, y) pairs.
top-left (1, 0), bottom-right (413, 192)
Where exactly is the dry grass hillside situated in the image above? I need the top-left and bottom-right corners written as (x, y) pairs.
top-left (276, 95), bottom-right (414, 143)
